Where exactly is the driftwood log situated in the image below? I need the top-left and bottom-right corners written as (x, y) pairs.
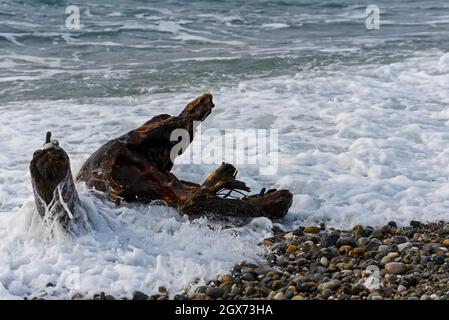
top-left (30, 93), bottom-right (293, 229)
top-left (30, 132), bottom-right (80, 229)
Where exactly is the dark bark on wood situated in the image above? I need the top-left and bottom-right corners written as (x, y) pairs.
top-left (75, 93), bottom-right (292, 219)
top-left (30, 132), bottom-right (79, 229)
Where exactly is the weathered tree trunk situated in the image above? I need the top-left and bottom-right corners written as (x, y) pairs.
top-left (75, 93), bottom-right (293, 219)
top-left (30, 93), bottom-right (292, 229)
top-left (30, 132), bottom-right (79, 229)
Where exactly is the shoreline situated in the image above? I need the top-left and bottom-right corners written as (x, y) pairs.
top-left (179, 220), bottom-right (449, 301)
top-left (81, 219), bottom-right (449, 301)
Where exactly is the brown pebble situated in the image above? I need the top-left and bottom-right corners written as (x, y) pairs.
top-left (304, 226), bottom-right (320, 234)
top-left (221, 274), bottom-right (234, 284)
top-left (286, 245), bottom-right (298, 254)
top-left (260, 240), bottom-right (274, 247)
top-left (352, 225), bottom-right (364, 235)
top-left (385, 262), bottom-right (405, 275)
top-left (350, 247), bottom-right (365, 256)
top-left (339, 245), bottom-right (352, 255)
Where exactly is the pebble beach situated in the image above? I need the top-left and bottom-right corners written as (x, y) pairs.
top-left (3, 0), bottom-right (449, 299)
top-left (182, 221), bottom-right (449, 301)
top-left (84, 220), bottom-right (449, 301)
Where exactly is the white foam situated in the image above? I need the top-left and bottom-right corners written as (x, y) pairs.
top-left (260, 23), bottom-right (289, 30)
top-left (0, 194), bottom-right (265, 299)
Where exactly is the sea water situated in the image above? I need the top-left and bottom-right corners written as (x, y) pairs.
top-left (1, 0), bottom-right (449, 298)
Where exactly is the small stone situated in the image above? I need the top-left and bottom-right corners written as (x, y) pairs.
top-left (291, 295), bottom-right (305, 300)
top-left (385, 262), bottom-right (405, 275)
top-left (423, 243), bottom-right (435, 254)
top-left (271, 280), bottom-right (284, 291)
top-left (285, 288), bottom-right (295, 299)
top-left (433, 246), bottom-right (448, 255)
top-left (206, 287), bottom-right (225, 299)
top-left (321, 288), bottom-right (333, 299)
top-left (230, 284), bottom-right (241, 296)
top-left (340, 270), bottom-right (353, 277)
top-left (318, 280), bottom-right (341, 292)
top-left (221, 274), bottom-right (234, 284)
top-left (193, 294), bottom-right (211, 300)
top-left (391, 236), bottom-right (408, 244)
top-left (443, 224), bottom-right (449, 234)
top-left (380, 225), bottom-right (392, 234)
top-left (244, 286), bottom-right (255, 296)
top-left (398, 242), bottom-right (412, 252)
top-left (410, 220), bottom-right (422, 228)
top-left (374, 252), bottom-right (385, 260)
top-left (285, 244), bottom-right (297, 254)
top-left (403, 275), bottom-right (418, 287)
top-left (435, 256), bottom-right (445, 265)
top-left (261, 239), bottom-right (274, 247)
top-left (219, 281), bottom-right (233, 289)
top-left (420, 256), bottom-right (429, 265)
top-left (158, 286), bottom-right (167, 294)
top-left (387, 221), bottom-right (397, 228)
top-left (429, 222), bottom-right (439, 231)
top-left (380, 256), bottom-right (391, 265)
top-left (351, 247), bottom-right (365, 256)
top-left (387, 252), bottom-right (399, 259)
top-left (132, 291), bottom-right (149, 300)
top-left (241, 272), bottom-right (255, 281)
top-left (339, 245), bottom-right (352, 255)
top-left (72, 293), bottom-right (84, 300)
top-left (385, 274), bottom-right (397, 283)
top-left (304, 226), bottom-right (320, 234)
top-left (320, 257), bottom-right (329, 267)
top-left (351, 284), bottom-right (366, 295)
top-left (283, 232), bottom-right (294, 240)
top-left (273, 292), bottom-right (285, 300)
top-left (336, 237), bottom-right (356, 247)
top-left (352, 225), bottom-right (364, 236)
top-left (322, 234), bottom-right (340, 248)
top-left (420, 294), bottom-right (431, 300)
top-left (196, 286), bottom-right (208, 294)
top-left (339, 262), bottom-right (353, 270)
top-left (299, 241), bottom-right (317, 253)
top-left (327, 263), bottom-right (337, 272)
top-left (382, 286), bottom-right (395, 297)
top-left (365, 239), bottom-right (382, 251)
top-left (357, 237), bottom-right (369, 247)
top-left (397, 285), bottom-right (406, 293)
top-left (443, 239), bottom-right (449, 247)
top-left (370, 229), bottom-right (384, 239)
